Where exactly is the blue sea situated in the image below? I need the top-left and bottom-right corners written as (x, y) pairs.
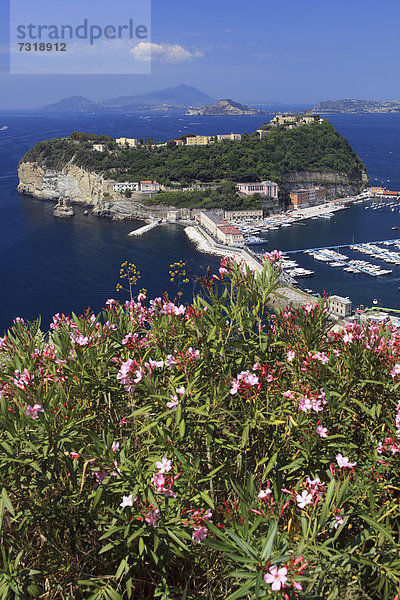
top-left (0, 110), bottom-right (399, 332)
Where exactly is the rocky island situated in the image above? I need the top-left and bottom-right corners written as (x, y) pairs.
top-left (186, 99), bottom-right (264, 116)
top-left (17, 120), bottom-right (368, 219)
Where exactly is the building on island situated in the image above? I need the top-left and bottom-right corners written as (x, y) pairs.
top-left (186, 135), bottom-right (215, 146)
top-left (369, 186), bottom-right (385, 195)
top-left (256, 129), bottom-right (269, 139)
top-left (216, 225), bottom-right (245, 246)
top-left (289, 187), bottom-right (326, 208)
top-left (269, 114), bottom-right (317, 128)
top-left (140, 180), bottom-right (160, 193)
top-left (199, 211), bottom-right (245, 246)
top-left (236, 181), bottom-right (279, 198)
top-left (328, 295), bottom-right (353, 318)
top-left (93, 144), bottom-right (107, 152)
top-left (224, 209), bottom-right (263, 222)
top-left (172, 139), bottom-right (185, 146)
top-left (116, 138), bottom-right (138, 148)
top-left (167, 210), bottom-right (180, 222)
top-left (216, 133), bottom-right (242, 142)
top-left (113, 182), bottom-right (140, 193)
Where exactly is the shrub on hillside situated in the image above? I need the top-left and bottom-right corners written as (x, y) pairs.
top-left (0, 256), bottom-right (399, 599)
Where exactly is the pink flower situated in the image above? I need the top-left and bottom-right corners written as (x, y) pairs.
top-left (155, 457), bottom-right (172, 473)
top-left (165, 354), bottom-right (176, 368)
top-left (343, 332), bottom-right (354, 344)
top-left (175, 386), bottom-right (185, 396)
top-left (145, 508), bottom-right (160, 528)
top-left (316, 425), bottom-right (328, 438)
top-left (303, 303), bottom-right (314, 313)
top-left (187, 347), bottom-right (200, 360)
top-left (145, 358), bottom-right (164, 369)
top-left (336, 453), bottom-right (357, 468)
top-left (166, 397), bottom-right (179, 410)
top-left (263, 565), bottom-right (288, 591)
top-left (151, 472), bottom-right (166, 493)
top-left (296, 490), bottom-right (313, 508)
top-left (334, 515), bottom-right (344, 529)
top-left (94, 470), bottom-right (108, 484)
top-left (298, 396), bottom-right (312, 412)
top-left (133, 368), bottom-right (143, 383)
top-left (120, 494), bottom-right (134, 508)
top-left (111, 441), bottom-right (120, 452)
top-left (258, 488), bottom-right (272, 500)
top-left (163, 487), bottom-right (177, 498)
top-left (25, 403), bottom-right (44, 419)
top-left (313, 352), bottom-right (329, 364)
top-left (70, 451), bottom-right (80, 459)
top-left (230, 380), bottom-right (240, 395)
top-left (390, 363), bottom-right (400, 378)
top-left (192, 526), bottom-right (208, 543)
top-left (287, 350), bottom-right (295, 362)
top-left (283, 390), bottom-right (295, 399)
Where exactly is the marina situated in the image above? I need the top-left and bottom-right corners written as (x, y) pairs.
top-left (275, 239), bottom-right (400, 280)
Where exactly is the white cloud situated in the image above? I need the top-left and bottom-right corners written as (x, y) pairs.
top-left (131, 42), bottom-right (203, 63)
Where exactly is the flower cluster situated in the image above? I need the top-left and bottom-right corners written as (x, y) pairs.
top-left (230, 370), bottom-right (259, 395)
top-left (263, 556), bottom-right (308, 594)
top-left (151, 457), bottom-right (180, 498)
top-left (181, 507), bottom-right (213, 543)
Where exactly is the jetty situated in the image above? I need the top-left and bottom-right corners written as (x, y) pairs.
top-left (128, 221), bottom-right (160, 237)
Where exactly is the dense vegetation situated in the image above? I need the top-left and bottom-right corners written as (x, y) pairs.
top-left (141, 184), bottom-right (266, 210)
top-left (0, 256), bottom-right (399, 599)
top-left (20, 122), bottom-right (367, 188)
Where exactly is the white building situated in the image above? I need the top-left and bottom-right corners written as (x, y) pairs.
top-left (199, 211), bottom-right (245, 247)
top-left (256, 129), bottom-right (269, 139)
top-left (116, 138), bottom-right (138, 148)
top-left (216, 133), bottom-right (242, 142)
top-left (93, 144), bottom-right (107, 152)
top-left (236, 181), bottom-right (279, 198)
top-left (224, 209), bottom-right (263, 222)
top-left (328, 295), bottom-right (353, 318)
top-left (140, 180), bottom-right (160, 193)
top-left (167, 210), bottom-right (180, 222)
top-left (113, 182), bottom-right (140, 193)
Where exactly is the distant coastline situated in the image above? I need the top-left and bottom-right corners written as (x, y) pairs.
top-left (313, 98), bottom-right (400, 114)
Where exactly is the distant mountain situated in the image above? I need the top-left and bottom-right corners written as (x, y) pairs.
top-left (186, 99), bottom-right (265, 116)
top-left (41, 85), bottom-right (215, 112)
top-left (102, 85), bottom-right (215, 109)
top-left (313, 98), bottom-right (400, 114)
top-left (42, 96), bottom-right (98, 111)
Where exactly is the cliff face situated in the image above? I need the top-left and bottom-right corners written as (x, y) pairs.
top-left (17, 162), bottom-right (104, 206)
top-left (282, 170), bottom-right (368, 198)
top-left (17, 161), bottom-right (170, 220)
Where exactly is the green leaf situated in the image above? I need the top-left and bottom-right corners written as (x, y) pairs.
top-left (261, 521), bottom-right (277, 561)
top-left (225, 530), bottom-right (259, 561)
top-left (199, 491), bottom-right (215, 510)
top-left (225, 578), bottom-right (256, 600)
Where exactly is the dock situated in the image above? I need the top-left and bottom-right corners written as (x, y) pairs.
top-left (128, 221), bottom-right (160, 237)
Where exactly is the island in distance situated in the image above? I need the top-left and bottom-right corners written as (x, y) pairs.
top-left (313, 98), bottom-right (400, 113)
top-left (186, 99), bottom-right (265, 116)
top-left (41, 85), bottom-right (215, 112)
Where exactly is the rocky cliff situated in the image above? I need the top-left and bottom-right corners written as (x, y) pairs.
top-left (17, 161), bottom-right (161, 220)
top-left (281, 170), bottom-right (368, 198)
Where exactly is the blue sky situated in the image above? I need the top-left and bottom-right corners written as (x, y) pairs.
top-left (1, 0), bottom-right (400, 108)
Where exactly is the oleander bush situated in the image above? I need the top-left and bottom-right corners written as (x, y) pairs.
top-left (0, 255), bottom-right (399, 599)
